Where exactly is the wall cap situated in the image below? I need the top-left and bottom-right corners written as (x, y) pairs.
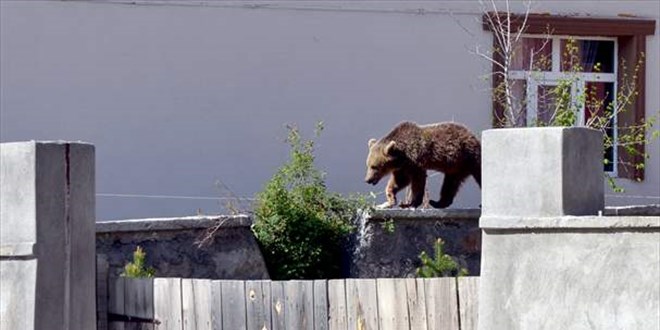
top-left (96, 214), bottom-right (251, 233)
top-left (480, 215), bottom-right (659, 230)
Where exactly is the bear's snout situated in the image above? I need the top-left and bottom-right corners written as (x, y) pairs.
top-left (366, 177), bottom-right (378, 185)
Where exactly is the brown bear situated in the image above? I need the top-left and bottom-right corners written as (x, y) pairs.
top-left (364, 121), bottom-right (481, 208)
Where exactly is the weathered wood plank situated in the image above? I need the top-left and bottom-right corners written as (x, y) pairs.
top-left (346, 279), bottom-right (378, 330)
top-left (109, 277), bottom-right (126, 330)
top-left (424, 278), bottom-right (459, 330)
top-left (328, 280), bottom-right (347, 330)
top-left (221, 280), bottom-right (247, 330)
top-left (210, 281), bottom-right (222, 330)
top-left (270, 281), bottom-right (286, 330)
top-left (285, 280), bottom-right (314, 330)
top-left (154, 278), bottom-right (183, 330)
top-left (313, 280), bottom-right (329, 330)
top-left (245, 280), bottom-right (272, 330)
top-left (182, 279), bottom-right (213, 330)
top-left (376, 278), bottom-right (409, 330)
top-left (406, 278), bottom-right (427, 330)
top-left (124, 278), bottom-right (154, 330)
top-left (97, 255), bottom-right (110, 330)
top-left (457, 277), bottom-right (479, 330)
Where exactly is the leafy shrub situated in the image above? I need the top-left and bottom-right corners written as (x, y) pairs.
top-left (253, 123), bottom-right (367, 280)
top-left (121, 246), bottom-right (156, 278)
top-left (416, 238), bottom-right (468, 278)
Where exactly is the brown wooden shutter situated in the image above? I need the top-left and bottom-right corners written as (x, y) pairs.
top-left (617, 35), bottom-right (647, 181)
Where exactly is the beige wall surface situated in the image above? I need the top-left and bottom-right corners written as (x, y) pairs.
top-left (1, 1), bottom-right (658, 219)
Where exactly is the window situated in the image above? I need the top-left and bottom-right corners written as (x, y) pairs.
top-left (508, 36), bottom-right (618, 173)
top-left (483, 13), bottom-right (656, 180)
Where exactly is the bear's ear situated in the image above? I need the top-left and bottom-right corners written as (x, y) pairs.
top-left (368, 138), bottom-right (377, 149)
top-left (384, 140), bottom-right (397, 155)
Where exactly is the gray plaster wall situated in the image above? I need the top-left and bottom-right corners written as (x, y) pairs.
top-left (2, 1), bottom-right (658, 220)
top-left (479, 216), bottom-right (660, 330)
top-left (349, 208), bottom-right (482, 278)
top-left (96, 215), bottom-right (270, 279)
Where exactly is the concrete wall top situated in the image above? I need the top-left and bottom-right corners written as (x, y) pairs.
top-left (369, 208), bottom-right (481, 221)
top-left (95, 214), bottom-right (251, 233)
top-left (481, 215), bottom-right (659, 229)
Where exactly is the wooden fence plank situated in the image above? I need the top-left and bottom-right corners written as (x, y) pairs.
top-left (285, 280), bottom-right (314, 330)
top-left (424, 278), bottom-right (459, 330)
top-left (210, 281), bottom-right (222, 330)
top-left (376, 279), bottom-right (409, 330)
top-left (109, 277), bottom-right (126, 330)
top-left (154, 278), bottom-right (183, 330)
top-left (270, 281), bottom-right (286, 330)
top-left (124, 278), bottom-right (154, 330)
top-left (97, 255), bottom-right (110, 330)
top-left (346, 279), bottom-right (378, 330)
top-left (406, 278), bottom-right (428, 330)
top-left (313, 280), bottom-right (329, 330)
top-left (457, 277), bottom-right (479, 330)
top-left (182, 279), bottom-right (213, 330)
top-left (113, 276), bottom-right (476, 330)
top-left (246, 280), bottom-right (272, 330)
top-left (328, 280), bottom-right (347, 330)
top-left (221, 280), bottom-right (247, 330)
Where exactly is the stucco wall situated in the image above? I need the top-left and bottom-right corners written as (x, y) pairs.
top-left (479, 216), bottom-right (660, 330)
top-left (1, 1), bottom-right (658, 219)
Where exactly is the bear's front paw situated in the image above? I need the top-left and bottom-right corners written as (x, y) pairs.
top-left (376, 201), bottom-right (395, 209)
top-left (399, 202), bottom-right (420, 209)
top-left (429, 199), bottom-right (452, 209)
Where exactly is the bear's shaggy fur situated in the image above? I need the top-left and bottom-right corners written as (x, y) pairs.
top-left (364, 121), bottom-right (481, 208)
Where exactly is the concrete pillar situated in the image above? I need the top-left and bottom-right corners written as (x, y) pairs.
top-left (1, 141), bottom-right (95, 330)
top-left (481, 127), bottom-right (604, 217)
top-left (477, 128), bottom-right (660, 329)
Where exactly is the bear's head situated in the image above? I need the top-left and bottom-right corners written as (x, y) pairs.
top-left (365, 138), bottom-right (401, 185)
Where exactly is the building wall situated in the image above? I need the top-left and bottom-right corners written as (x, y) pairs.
top-left (1, 1), bottom-right (658, 220)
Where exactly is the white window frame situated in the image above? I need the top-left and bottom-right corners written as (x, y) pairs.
top-left (509, 35), bottom-right (618, 175)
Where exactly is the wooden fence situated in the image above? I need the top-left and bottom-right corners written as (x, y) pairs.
top-left (103, 277), bottom-right (479, 330)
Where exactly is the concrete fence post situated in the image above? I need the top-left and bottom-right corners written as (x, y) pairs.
top-left (477, 127), bottom-right (660, 330)
top-left (481, 127), bottom-right (604, 217)
top-left (1, 141), bottom-right (95, 330)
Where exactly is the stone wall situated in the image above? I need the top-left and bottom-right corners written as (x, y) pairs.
top-left (96, 215), bottom-right (269, 279)
top-left (348, 208), bottom-right (482, 278)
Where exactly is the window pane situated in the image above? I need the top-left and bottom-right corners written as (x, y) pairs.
top-left (511, 38), bottom-right (552, 71)
top-left (561, 39), bottom-right (615, 73)
top-left (536, 84), bottom-right (565, 125)
top-left (584, 82), bottom-right (615, 172)
top-left (509, 79), bottom-right (527, 126)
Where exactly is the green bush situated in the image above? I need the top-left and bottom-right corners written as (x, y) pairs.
top-left (416, 238), bottom-right (468, 278)
top-left (253, 123), bottom-right (366, 280)
top-left (121, 246), bottom-right (156, 278)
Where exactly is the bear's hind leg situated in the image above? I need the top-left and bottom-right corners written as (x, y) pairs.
top-left (429, 173), bottom-right (468, 209)
top-left (472, 164), bottom-right (482, 187)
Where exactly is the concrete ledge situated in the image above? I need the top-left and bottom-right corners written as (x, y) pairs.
top-left (96, 214), bottom-right (251, 233)
top-left (368, 208), bottom-right (481, 220)
top-left (604, 204), bottom-right (660, 216)
top-left (480, 215), bottom-right (660, 230)
top-left (0, 243), bottom-right (36, 257)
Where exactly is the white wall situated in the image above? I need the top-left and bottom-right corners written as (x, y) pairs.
top-left (1, 1), bottom-right (658, 219)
